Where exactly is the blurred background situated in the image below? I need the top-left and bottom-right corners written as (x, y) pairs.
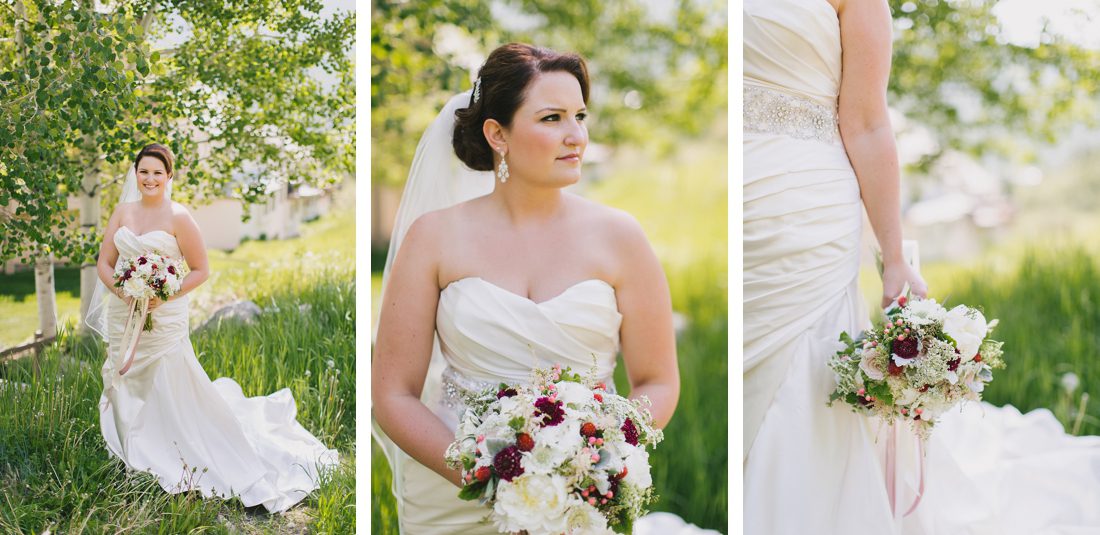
top-left (371, 0), bottom-right (728, 533)
top-left (0, 0), bottom-right (356, 532)
top-left (858, 1), bottom-right (1100, 438)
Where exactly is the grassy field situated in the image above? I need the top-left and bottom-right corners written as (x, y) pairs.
top-left (0, 195), bottom-right (357, 533)
top-left (370, 123), bottom-right (729, 533)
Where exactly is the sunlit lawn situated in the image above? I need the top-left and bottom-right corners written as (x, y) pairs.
top-left (0, 189), bottom-right (357, 533)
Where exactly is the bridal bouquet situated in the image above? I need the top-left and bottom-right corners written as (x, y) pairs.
top-left (114, 251), bottom-right (185, 330)
top-left (444, 364), bottom-right (663, 535)
top-left (827, 296), bottom-right (1006, 439)
top-left (112, 251), bottom-right (184, 375)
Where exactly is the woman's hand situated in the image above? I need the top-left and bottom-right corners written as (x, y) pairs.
top-left (147, 296), bottom-right (164, 312)
top-left (881, 260), bottom-right (928, 309)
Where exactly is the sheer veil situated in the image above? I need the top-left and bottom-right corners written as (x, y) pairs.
top-left (371, 89), bottom-right (495, 513)
top-left (84, 165), bottom-right (173, 340)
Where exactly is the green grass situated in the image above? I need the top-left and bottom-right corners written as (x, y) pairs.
top-left (0, 197), bottom-right (356, 533)
top-left (370, 123), bottom-right (728, 533)
top-left (0, 266), bottom-right (82, 349)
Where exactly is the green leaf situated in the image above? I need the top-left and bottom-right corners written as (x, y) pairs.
top-left (457, 479), bottom-right (487, 501)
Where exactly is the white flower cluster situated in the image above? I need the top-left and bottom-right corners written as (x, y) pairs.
top-left (444, 365), bottom-right (663, 535)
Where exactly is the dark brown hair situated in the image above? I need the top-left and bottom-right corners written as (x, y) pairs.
top-left (134, 143), bottom-right (175, 176)
top-left (453, 43), bottom-right (590, 171)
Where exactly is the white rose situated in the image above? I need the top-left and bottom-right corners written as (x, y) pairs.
top-left (122, 276), bottom-right (152, 299)
top-left (554, 381), bottom-right (593, 408)
top-left (859, 348), bottom-right (885, 381)
top-left (943, 305), bottom-right (987, 361)
top-left (903, 298), bottom-right (947, 326)
top-left (621, 444), bottom-right (653, 489)
top-left (493, 474), bottom-right (569, 535)
top-left (136, 261), bottom-right (154, 277)
top-left (563, 497), bottom-right (613, 534)
top-left (535, 418), bottom-right (582, 450)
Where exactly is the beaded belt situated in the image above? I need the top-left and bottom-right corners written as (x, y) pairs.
top-left (743, 83), bottom-right (841, 144)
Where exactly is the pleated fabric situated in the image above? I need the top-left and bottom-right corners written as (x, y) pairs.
top-left (100, 226), bottom-right (338, 513)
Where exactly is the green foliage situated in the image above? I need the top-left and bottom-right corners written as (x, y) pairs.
top-left (888, 0), bottom-right (1100, 170)
top-left (0, 0), bottom-right (149, 262)
top-left (0, 0), bottom-right (355, 265)
top-left (370, 0), bottom-right (727, 188)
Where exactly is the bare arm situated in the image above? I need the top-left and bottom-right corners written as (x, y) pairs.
top-left (611, 213), bottom-right (680, 428)
top-left (836, 0), bottom-right (928, 306)
top-left (371, 214), bottom-right (462, 486)
top-left (168, 205), bottom-right (210, 301)
top-left (96, 206), bottom-right (125, 295)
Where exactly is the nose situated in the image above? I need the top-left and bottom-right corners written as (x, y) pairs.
top-left (563, 120), bottom-right (587, 150)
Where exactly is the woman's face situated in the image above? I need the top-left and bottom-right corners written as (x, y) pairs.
top-left (136, 156), bottom-right (171, 198)
top-left (500, 71), bottom-right (588, 187)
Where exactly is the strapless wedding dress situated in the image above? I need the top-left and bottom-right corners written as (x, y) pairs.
top-left (744, 1), bottom-right (1100, 533)
top-left (375, 276), bottom-right (718, 534)
top-left (99, 226), bottom-right (338, 513)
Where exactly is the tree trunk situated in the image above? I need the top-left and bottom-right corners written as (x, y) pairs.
top-left (34, 255), bottom-right (57, 340)
top-left (79, 164), bottom-right (101, 331)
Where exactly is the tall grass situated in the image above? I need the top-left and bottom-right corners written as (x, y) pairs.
top-left (0, 204), bottom-right (357, 533)
top-left (925, 246), bottom-right (1100, 435)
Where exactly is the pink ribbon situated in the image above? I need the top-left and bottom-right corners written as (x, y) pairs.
top-left (117, 298), bottom-right (149, 376)
top-left (885, 421), bottom-right (925, 517)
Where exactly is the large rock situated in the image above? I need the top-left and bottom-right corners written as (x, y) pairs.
top-left (198, 300), bottom-right (263, 331)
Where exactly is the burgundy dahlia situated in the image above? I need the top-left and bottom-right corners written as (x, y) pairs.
top-left (892, 336), bottom-right (919, 359)
top-left (493, 445), bottom-right (525, 481)
top-left (167, 265), bottom-right (177, 275)
top-left (947, 357), bottom-right (961, 372)
top-left (621, 418), bottom-right (639, 446)
top-left (534, 396), bottom-right (565, 427)
top-left (497, 387), bottom-right (518, 399)
top-left (138, 256), bottom-right (147, 265)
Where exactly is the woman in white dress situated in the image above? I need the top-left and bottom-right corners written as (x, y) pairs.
top-left (86, 143), bottom-right (339, 513)
top-left (745, 1), bottom-right (1100, 533)
top-left (372, 43), bottom-right (685, 533)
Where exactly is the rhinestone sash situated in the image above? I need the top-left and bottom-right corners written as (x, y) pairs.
top-left (744, 84), bottom-right (841, 144)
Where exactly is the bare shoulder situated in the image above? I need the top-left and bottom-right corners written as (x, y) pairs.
top-left (170, 202), bottom-right (199, 233)
top-left (568, 194), bottom-right (649, 249)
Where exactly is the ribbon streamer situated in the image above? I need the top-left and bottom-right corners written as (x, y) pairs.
top-left (885, 421), bottom-right (926, 517)
top-left (118, 297), bottom-right (149, 376)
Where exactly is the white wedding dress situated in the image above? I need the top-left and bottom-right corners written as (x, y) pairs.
top-left (744, 1), bottom-right (1100, 534)
top-left (98, 226), bottom-right (339, 513)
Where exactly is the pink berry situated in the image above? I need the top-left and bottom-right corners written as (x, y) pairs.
top-left (588, 497), bottom-right (597, 506)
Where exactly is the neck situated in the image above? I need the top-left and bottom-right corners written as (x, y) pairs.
top-left (489, 179), bottom-right (566, 226)
top-left (140, 194), bottom-right (167, 208)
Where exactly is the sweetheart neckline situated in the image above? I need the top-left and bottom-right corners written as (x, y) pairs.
top-left (442, 276), bottom-right (615, 306)
top-left (117, 225), bottom-right (174, 239)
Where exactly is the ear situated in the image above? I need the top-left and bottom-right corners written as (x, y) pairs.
top-left (482, 118), bottom-right (508, 154)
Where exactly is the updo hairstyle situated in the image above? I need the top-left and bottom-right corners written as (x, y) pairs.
top-left (452, 43), bottom-right (590, 171)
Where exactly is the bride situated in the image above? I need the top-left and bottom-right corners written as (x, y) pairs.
top-left (371, 43), bottom-right (703, 534)
top-left (745, 0), bottom-right (1100, 533)
top-left (85, 143), bottom-right (339, 513)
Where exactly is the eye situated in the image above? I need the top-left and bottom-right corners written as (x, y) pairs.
top-left (541, 114), bottom-right (560, 122)
top-left (577, 113), bottom-right (587, 122)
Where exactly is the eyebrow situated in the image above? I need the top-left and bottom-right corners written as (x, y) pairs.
top-left (537, 107), bottom-right (587, 114)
